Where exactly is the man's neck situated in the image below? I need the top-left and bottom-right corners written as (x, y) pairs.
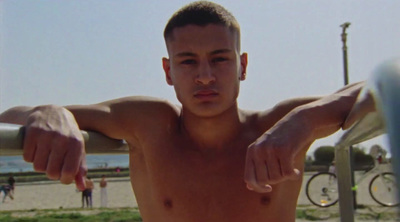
top-left (180, 106), bottom-right (244, 150)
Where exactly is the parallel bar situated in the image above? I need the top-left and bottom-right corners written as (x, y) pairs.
top-left (0, 123), bottom-right (129, 155)
top-left (337, 112), bottom-right (385, 147)
top-left (335, 145), bottom-right (355, 222)
top-left (335, 111), bottom-right (385, 222)
top-left (335, 58), bottom-right (400, 221)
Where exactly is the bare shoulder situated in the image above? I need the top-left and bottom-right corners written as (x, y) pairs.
top-left (239, 109), bottom-right (275, 133)
top-left (67, 96), bottom-right (181, 140)
top-left (104, 96), bottom-right (180, 113)
top-left (103, 96), bottom-right (181, 124)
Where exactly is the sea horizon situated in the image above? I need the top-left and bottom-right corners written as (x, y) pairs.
top-left (0, 154), bottom-right (129, 173)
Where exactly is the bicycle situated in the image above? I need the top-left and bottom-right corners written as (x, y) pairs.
top-left (305, 146), bottom-right (399, 207)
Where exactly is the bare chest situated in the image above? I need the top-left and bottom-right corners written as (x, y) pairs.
top-left (128, 135), bottom-right (300, 222)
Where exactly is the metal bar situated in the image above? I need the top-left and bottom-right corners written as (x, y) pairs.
top-left (335, 58), bottom-right (400, 221)
top-left (336, 111), bottom-right (385, 147)
top-left (335, 114), bottom-right (381, 221)
top-left (0, 123), bottom-right (129, 156)
top-left (340, 21), bottom-right (358, 211)
top-left (335, 145), bottom-right (355, 222)
top-left (340, 22), bottom-right (351, 86)
top-left (335, 110), bottom-right (385, 222)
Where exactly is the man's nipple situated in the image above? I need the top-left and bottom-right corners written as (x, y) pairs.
top-left (163, 198), bottom-right (173, 209)
top-left (260, 195), bottom-right (271, 205)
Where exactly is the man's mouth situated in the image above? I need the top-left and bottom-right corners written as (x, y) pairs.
top-left (194, 89), bottom-right (219, 99)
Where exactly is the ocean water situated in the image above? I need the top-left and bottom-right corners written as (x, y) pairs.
top-left (0, 154), bottom-right (129, 173)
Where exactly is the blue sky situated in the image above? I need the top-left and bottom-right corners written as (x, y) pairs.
top-left (1, 0), bottom-right (399, 156)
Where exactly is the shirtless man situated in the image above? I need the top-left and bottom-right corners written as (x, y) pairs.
top-left (82, 176), bottom-right (94, 208)
top-left (0, 1), bottom-right (368, 221)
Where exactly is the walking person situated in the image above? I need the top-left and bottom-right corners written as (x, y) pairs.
top-left (99, 175), bottom-right (108, 208)
top-left (82, 176), bottom-right (94, 208)
top-left (7, 174), bottom-right (15, 195)
top-left (0, 184), bottom-right (14, 203)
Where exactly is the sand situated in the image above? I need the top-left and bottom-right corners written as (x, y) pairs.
top-left (0, 177), bottom-right (138, 211)
top-left (1, 175), bottom-right (399, 222)
top-left (0, 172), bottom-right (395, 211)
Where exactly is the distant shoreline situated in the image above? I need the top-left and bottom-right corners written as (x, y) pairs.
top-left (0, 167), bottom-right (130, 184)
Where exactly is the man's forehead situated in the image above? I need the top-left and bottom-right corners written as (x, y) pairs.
top-left (165, 24), bottom-right (239, 55)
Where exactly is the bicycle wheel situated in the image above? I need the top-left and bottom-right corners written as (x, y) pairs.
top-left (306, 172), bottom-right (339, 207)
top-left (369, 172), bottom-right (399, 207)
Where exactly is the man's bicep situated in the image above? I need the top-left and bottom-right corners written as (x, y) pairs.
top-left (0, 106), bottom-right (36, 124)
top-left (65, 102), bottom-right (126, 140)
top-left (259, 96), bottom-right (322, 124)
top-left (273, 96), bottom-right (322, 113)
top-left (66, 96), bottom-right (180, 141)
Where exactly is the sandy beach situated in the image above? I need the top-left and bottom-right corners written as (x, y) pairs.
top-left (1, 173), bottom-right (399, 222)
top-left (1, 172), bottom-right (397, 211)
top-left (0, 177), bottom-right (137, 211)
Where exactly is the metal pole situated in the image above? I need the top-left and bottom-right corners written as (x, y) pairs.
top-left (0, 123), bottom-right (129, 155)
top-left (341, 22), bottom-right (351, 85)
top-left (340, 22), bottom-right (357, 209)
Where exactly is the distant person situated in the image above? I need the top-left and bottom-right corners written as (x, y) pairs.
top-left (82, 176), bottom-right (94, 208)
top-left (7, 174), bottom-right (15, 195)
top-left (81, 185), bottom-right (89, 208)
top-left (99, 175), bottom-right (108, 208)
top-left (328, 161), bottom-right (336, 174)
top-left (328, 161), bottom-right (336, 183)
top-left (0, 184), bottom-right (14, 203)
top-left (369, 144), bottom-right (387, 165)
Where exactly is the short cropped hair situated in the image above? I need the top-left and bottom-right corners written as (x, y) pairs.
top-left (163, 1), bottom-right (241, 50)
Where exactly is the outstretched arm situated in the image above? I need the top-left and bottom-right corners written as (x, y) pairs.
top-left (0, 99), bottom-right (133, 190)
top-left (0, 96), bottom-right (178, 190)
top-left (244, 82), bottom-right (365, 193)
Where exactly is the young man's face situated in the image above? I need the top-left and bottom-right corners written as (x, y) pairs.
top-left (163, 24), bottom-right (248, 117)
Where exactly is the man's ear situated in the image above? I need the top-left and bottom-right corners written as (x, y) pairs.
top-left (162, 57), bottom-right (173, 85)
top-left (239, 53), bottom-right (248, 81)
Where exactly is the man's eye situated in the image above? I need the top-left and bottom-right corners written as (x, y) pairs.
top-left (212, 57), bottom-right (228, 63)
top-left (181, 60), bottom-right (196, 65)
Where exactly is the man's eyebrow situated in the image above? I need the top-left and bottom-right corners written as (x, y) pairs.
top-left (174, 52), bottom-right (196, 57)
top-left (174, 49), bottom-right (233, 58)
top-left (210, 49), bottom-right (232, 55)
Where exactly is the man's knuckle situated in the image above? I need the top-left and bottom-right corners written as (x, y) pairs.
top-left (47, 171), bottom-right (60, 180)
top-left (244, 176), bottom-right (256, 184)
top-left (69, 137), bottom-right (84, 147)
top-left (49, 131), bottom-right (67, 140)
top-left (254, 147), bottom-right (268, 157)
top-left (23, 154), bottom-right (33, 163)
top-left (282, 168), bottom-right (293, 176)
top-left (60, 177), bottom-right (73, 185)
top-left (257, 178), bottom-right (269, 185)
top-left (247, 145), bottom-right (257, 155)
top-left (269, 177), bottom-right (281, 184)
top-left (33, 163), bottom-right (46, 172)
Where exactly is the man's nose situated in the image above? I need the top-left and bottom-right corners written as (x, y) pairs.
top-left (196, 61), bottom-right (216, 85)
